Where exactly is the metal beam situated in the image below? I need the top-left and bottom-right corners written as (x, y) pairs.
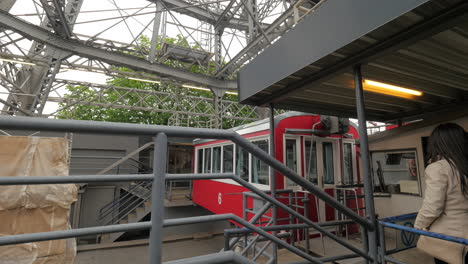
top-left (1, 0), bottom-right (84, 115)
top-left (48, 79), bottom-right (257, 125)
top-left (215, 4), bottom-right (296, 77)
top-left (0, 10), bottom-right (237, 90)
top-left (147, 0), bottom-right (262, 31)
top-left (0, 0), bottom-right (15, 12)
top-left (214, 0), bottom-right (240, 30)
top-left (149, 1), bottom-right (163, 63)
top-left (39, 0), bottom-right (72, 37)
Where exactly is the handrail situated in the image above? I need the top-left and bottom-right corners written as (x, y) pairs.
top-left (378, 213), bottom-right (468, 264)
top-left (97, 142), bottom-right (154, 175)
top-left (105, 184), bottom-right (152, 226)
top-left (0, 172), bottom-right (371, 261)
top-left (0, 116), bottom-right (372, 229)
top-left (0, 116), bottom-right (376, 263)
top-left (0, 213), bottom-right (324, 264)
top-left (98, 182), bottom-right (152, 225)
top-left (381, 212), bottom-right (418, 223)
top-left (99, 181), bottom-right (149, 215)
top-left (379, 221), bottom-right (468, 245)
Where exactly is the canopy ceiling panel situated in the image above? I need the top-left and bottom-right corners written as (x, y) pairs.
top-left (238, 0), bottom-right (468, 122)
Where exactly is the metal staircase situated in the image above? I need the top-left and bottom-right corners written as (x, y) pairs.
top-left (98, 181), bottom-right (153, 243)
top-left (98, 177), bottom-right (193, 243)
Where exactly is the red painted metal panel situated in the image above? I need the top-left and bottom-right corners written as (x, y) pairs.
top-left (192, 180), bottom-right (248, 217)
top-left (191, 114), bottom-right (364, 236)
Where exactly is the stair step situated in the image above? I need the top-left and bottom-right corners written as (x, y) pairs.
top-left (119, 219), bottom-right (128, 224)
top-left (128, 213), bottom-right (138, 222)
top-left (136, 207), bottom-right (145, 215)
top-left (100, 233), bottom-right (110, 242)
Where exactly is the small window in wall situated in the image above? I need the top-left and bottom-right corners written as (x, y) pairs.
top-left (197, 148), bottom-right (203, 173)
top-left (371, 150), bottom-right (420, 195)
top-left (236, 146), bottom-right (249, 182)
top-left (323, 142), bottom-right (335, 185)
top-left (213, 146), bottom-right (221, 173)
top-left (204, 148), bottom-right (212, 173)
top-left (305, 140), bottom-right (318, 184)
top-left (223, 145), bottom-right (234, 173)
top-left (343, 143), bottom-right (354, 185)
top-left (251, 139), bottom-right (269, 185)
top-left (285, 139), bottom-right (298, 187)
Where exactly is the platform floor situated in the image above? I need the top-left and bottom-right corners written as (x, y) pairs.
top-left (286, 233), bottom-right (434, 264)
top-left (76, 236), bottom-right (224, 264)
top-left (76, 234), bottom-right (434, 264)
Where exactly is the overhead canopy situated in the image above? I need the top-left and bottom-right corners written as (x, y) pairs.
top-left (238, 0), bottom-right (468, 122)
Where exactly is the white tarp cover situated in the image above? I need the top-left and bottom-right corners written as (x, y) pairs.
top-left (0, 136), bottom-right (78, 264)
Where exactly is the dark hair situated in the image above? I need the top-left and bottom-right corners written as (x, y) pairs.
top-left (426, 123), bottom-right (468, 198)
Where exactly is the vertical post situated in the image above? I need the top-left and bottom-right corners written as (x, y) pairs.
top-left (149, 133), bottom-right (167, 264)
top-left (224, 233), bottom-right (231, 251)
top-left (378, 223), bottom-right (386, 264)
top-left (246, 0), bottom-right (258, 42)
top-left (303, 197), bottom-right (310, 252)
top-left (354, 64), bottom-right (377, 263)
top-left (242, 192), bottom-right (248, 255)
top-left (269, 103), bottom-right (277, 264)
top-left (361, 226), bottom-right (369, 261)
top-left (214, 28), bottom-right (223, 71)
top-left (149, 1), bottom-right (163, 63)
top-left (213, 93), bottom-right (223, 129)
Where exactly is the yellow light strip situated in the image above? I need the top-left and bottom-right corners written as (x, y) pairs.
top-left (0, 58), bottom-right (36, 66)
top-left (182, 84), bottom-right (210, 91)
top-left (128, 77), bottom-right (161, 84)
top-left (364, 80), bottom-right (423, 96)
top-left (182, 84), bottom-right (239, 95)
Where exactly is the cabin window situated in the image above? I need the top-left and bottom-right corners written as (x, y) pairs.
top-left (371, 150), bottom-right (420, 195)
top-left (305, 140), bottom-right (318, 184)
top-left (204, 148), bottom-right (212, 173)
top-left (322, 142), bottom-right (335, 185)
top-left (197, 148), bottom-right (204, 173)
top-left (251, 139), bottom-right (269, 185)
top-left (285, 139), bottom-right (298, 187)
top-left (236, 146), bottom-right (249, 182)
top-left (213, 146), bottom-right (221, 173)
top-left (343, 143), bottom-right (354, 185)
top-left (223, 145), bottom-right (234, 173)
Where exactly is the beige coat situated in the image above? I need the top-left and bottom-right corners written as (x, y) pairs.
top-left (415, 159), bottom-right (468, 264)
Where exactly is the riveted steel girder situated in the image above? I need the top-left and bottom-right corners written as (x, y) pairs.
top-left (0, 10), bottom-right (237, 90)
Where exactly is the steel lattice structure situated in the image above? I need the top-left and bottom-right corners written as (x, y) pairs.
top-left (0, 0), bottom-right (321, 128)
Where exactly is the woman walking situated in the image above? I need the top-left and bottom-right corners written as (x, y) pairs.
top-left (415, 123), bottom-right (468, 264)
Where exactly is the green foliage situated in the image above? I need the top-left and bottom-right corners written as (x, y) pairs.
top-left (57, 35), bottom-right (255, 128)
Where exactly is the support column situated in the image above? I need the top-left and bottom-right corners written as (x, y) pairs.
top-left (149, 133), bottom-right (168, 264)
top-left (269, 103), bottom-right (277, 264)
top-left (354, 64), bottom-right (377, 263)
top-left (213, 89), bottom-right (225, 129)
top-left (149, 1), bottom-right (163, 63)
top-left (214, 28), bottom-right (223, 71)
top-left (246, 0), bottom-right (258, 42)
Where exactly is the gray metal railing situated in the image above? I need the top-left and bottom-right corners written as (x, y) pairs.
top-left (377, 213), bottom-right (468, 264)
top-left (98, 181), bottom-right (152, 226)
top-left (0, 115), bottom-right (376, 264)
